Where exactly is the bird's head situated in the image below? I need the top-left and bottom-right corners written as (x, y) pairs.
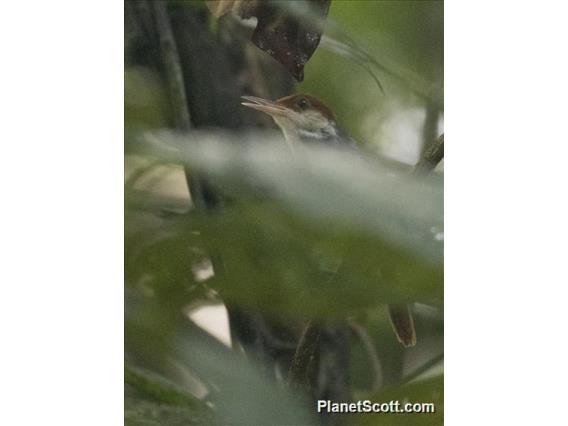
top-left (241, 94), bottom-right (339, 144)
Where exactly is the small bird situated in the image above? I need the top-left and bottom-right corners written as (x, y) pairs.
top-left (242, 94), bottom-right (356, 149)
top-left (242, 93), bottom-right (416, 347)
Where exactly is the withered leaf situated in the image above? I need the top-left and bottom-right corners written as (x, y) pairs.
top-left (206, 0), bottom-right (332, 82)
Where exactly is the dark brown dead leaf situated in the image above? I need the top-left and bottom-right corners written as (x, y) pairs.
top-left (206, 0), bottom-right (332, 81)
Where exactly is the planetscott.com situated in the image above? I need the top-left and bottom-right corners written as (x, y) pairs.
top-left (317, 400), bottom-right (436, 414)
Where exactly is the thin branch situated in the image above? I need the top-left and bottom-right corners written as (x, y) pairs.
top-left (152, 0), bottom-right (192, 131)
top-left (152, 2), bottom-right (220, 211)
top-left (414, 133), bottom-right (444, 175)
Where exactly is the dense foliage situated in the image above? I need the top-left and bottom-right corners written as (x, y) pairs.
top-left (125, 1), bottom-right (443, 425)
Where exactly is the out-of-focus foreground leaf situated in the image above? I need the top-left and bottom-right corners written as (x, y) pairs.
top-left (125, 292), bottom-right (315, 425)
top-left (206, 0), bottom-right (331, 81)
top-left (127, 130), bottom-right (443, 319)
top-left (125, 398), bottom-right (205, 426)
top-left (125, 363), bottom-right (214, 425)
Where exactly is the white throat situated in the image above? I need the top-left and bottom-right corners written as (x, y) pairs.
top-left (274, 116), bottom-right (337, 147)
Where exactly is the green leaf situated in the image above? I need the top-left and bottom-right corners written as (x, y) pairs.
top-left (125, 363), bottom-right (209, 409)
top-left (128, 132), bottom-right (442, 318)
top-left (125, 295), bottom-right (316, 426)
top-left (125, 398), bottom-right (210, 426)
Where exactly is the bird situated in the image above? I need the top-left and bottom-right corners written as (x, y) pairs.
top-left (241, 93), bottom-right (416, 348)
top-left (241, 93), bottom-right (355, 148)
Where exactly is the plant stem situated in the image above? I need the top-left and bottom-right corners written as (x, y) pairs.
top-left (152, 0), bottom-right (191, 131)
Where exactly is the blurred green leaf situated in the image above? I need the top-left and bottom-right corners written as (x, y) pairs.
top-left (125, 68), bottom-right (171, 150)
top-left (125, 363), bottom-right (208, 409)
top-left (143, 131), bottom-right (442, 263)
top-left (128, 131), bottom-right (442, 318)
top-left (125, 398), bottom-right (210, 426)
top-left (125, 294), bottom-right (316, 425)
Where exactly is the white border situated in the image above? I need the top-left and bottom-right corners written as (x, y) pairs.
top-left (0, 1), bottom-right (123, 424)
top-left (446, 1), bottom-right (568, 424)
top-left (2, 1), bottom-right (568, 424)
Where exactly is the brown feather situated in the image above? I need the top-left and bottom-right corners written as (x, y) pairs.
top-left (275, 94), bottom-right (336, 121)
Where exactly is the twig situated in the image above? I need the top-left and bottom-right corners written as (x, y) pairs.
top-left (152, 2), bottom-right (221, 211)
top-left (152, 0), bottom-right (191, 131)
top-left (288, 321), bottom-right (321, 389)
top-left (414, 133), bottom-right (444, 175)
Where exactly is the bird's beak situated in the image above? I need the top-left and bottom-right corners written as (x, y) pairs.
top-left (241, 96), bottom-right (295, 120)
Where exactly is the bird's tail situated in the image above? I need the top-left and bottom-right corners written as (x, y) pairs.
top-left (387, 304), bottom-right (417, 347)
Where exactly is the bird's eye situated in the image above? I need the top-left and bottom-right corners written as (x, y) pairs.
top-left (297, 98), bottom-right (309, 110)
